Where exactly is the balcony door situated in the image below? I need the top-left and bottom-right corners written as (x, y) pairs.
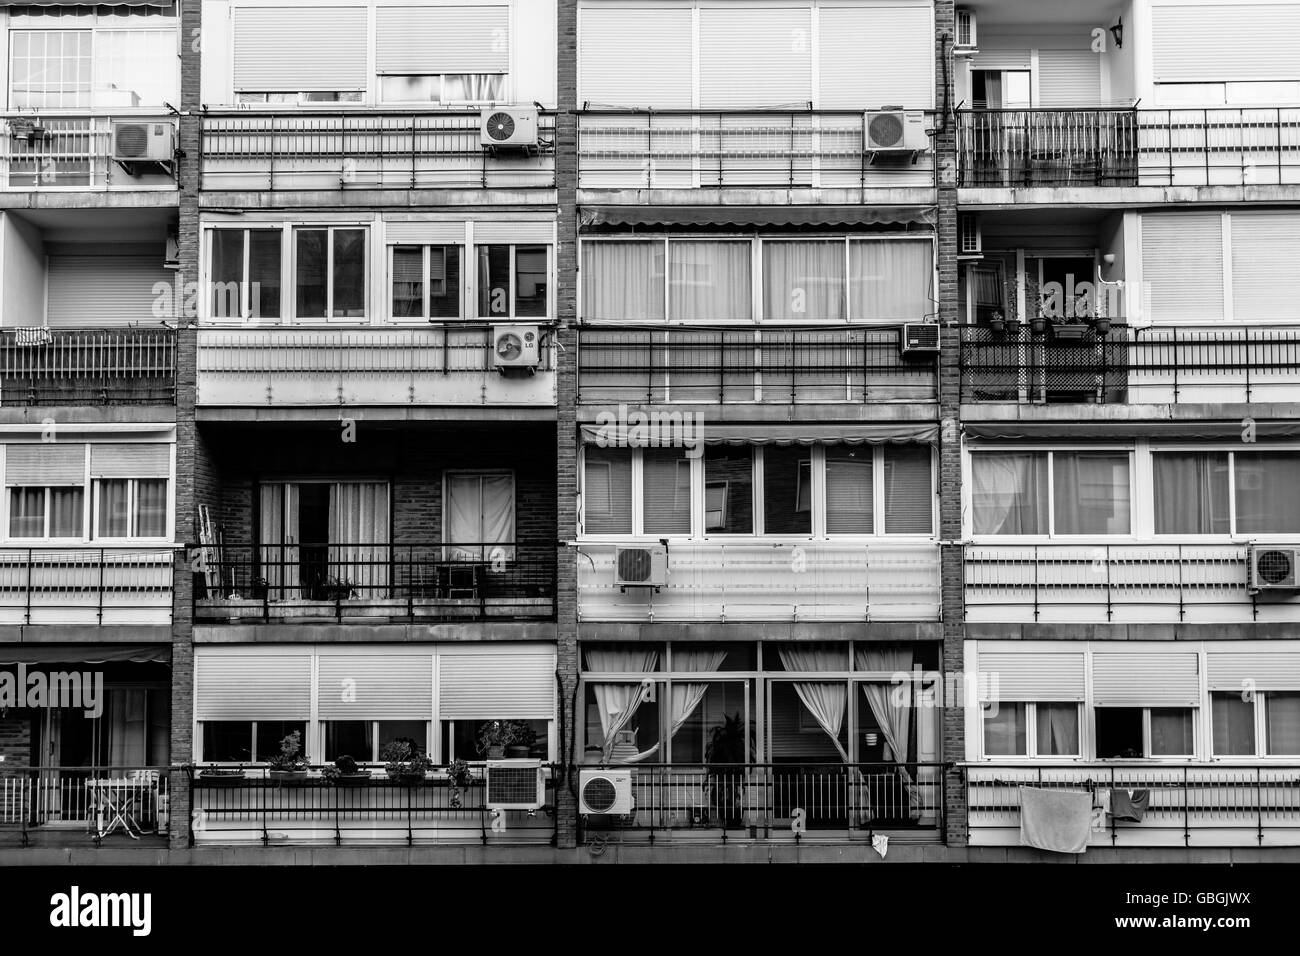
top-left (444, 472), bottom-right (515, 561)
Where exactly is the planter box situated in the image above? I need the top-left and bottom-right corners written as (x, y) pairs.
top-left (269, 770), bottom-right (309, 785)
top-left (335, 773), bottom-right (372, 787)
top-left (199, 773), bottom-right (246, 788)
top-left (1051, 325), bottom-right (1090, 342)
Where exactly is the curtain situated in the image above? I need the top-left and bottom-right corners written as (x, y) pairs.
top-left (1053, 452), bottom-right (1130, 535)
top-left (8, 487), bottom-right (43, 538)
top-left (856, 647), bottom-right (917, 815)
top-left (446, 474), bottom-right (515, 560)
top-left (1037, 704), bottom-right (1079, 756)
top-left (259, 483), bottom-right (300, 598)
top-left (668, 241), bottom-right (751, 321)
top-left (971, 453), bottom-right (1048, 535)
top-left (328, 482), bottom-right (390, 595)
top-left (777, 646), bottom-right (849, 761)
top-left (586, 648), bottom-right (660, 762)
top-left (850, 240), bottom-right (932, 322)
top-left (763, 241), bottom-right (845, 321)
top-left (136, 479), bottom-right (168, 538)
top-left (1153, 452), bottom-right (1230, 534)
top-left (1235, 452), bottom-right (1300, 535)
top-left (1267, 694), bottom-right (1300, 756)
top-left (48, 488), bottom-right (84, 538)
top-left (97, 480), bottom-right (130, 537)
top-left (582, 242), bottom-right (666, 320)
top-left (667, 648), bottom-right (728, 744)
top-left (106, 690), bottom-right (146, 767)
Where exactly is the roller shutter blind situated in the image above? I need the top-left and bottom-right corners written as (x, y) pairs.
top-left (4, 444), bottom-right (86, 485)
top-left (317, 654), bottom-right (433, 720)
top-left (438, 648), bottom-right (555, 719)
top-left (578, 6), bottom-right (692, 108)
top-left (1092, 651), bottom-right (1200, 707)
top-left (233, 6), bottom-right (368, 92)
top-left (1152, 4), bottom-right (1300, 82)
top-left (46, 256), bottom-right (173, 328)
top-left (976, 650), bottom-right (1086, 701)
top-left (376, 5), bottom-right (509, 75)
top-left (1231, 213), bottom-right (1300, 323)
top-left (883, 445), bottom-right (933, 534)
top-left (1207, 651), bottom-right (1300, 691)
top-left (473, 222), bottom-right (554, 244)
top-left (89, 444), bottom-right (170, 478)
top-left (1141, 213), bottom-right (1225, 322)
top-left (971, 47), bottom-right (1032, 71)
top-left (1037, 49), bottom-right (1101, 107)
top-left (385, 221), bottom-right (468, 244)
top-left (194, 651), bottom-right (312, 720)
top-left (818, 5), bottom-right (933, 109)
top-left (699, 7), bottom-right (812, 109)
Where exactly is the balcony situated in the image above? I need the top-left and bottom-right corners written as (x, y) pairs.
top-left (968, 765), bottom-right (1300, 848)
top-left (577, 110), bottom-right (935, 200)
top-left (1, 114), bottom-right (177, 192)
top-left (577, 326), bottom-right (936, 405)
top-left (194, 542), bottom-right (556, 625)
top-left (578, 540), bottom-right (941, 622)
top-left (0, 328), bottom-right (176, 407)
top-left (196, 327), bottom-right (556, 410)
top-left (960, 325), bottom-right (1300, 405)
top-left (0, 766), bottom-right (173, 848)
top-left (198, 111), bottom-right (557, 194)
top-left (963, 543), bottom-right (1300, 625)
top-left (0, 548), bottom-right (174, 627)
top-left (957, 108), bottom-right (1300, 192)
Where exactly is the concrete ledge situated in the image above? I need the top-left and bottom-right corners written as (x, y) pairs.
top-left (581, 621), bottom-right (946, 642)
top-left (958, 185), bottom-right (1300, 209)
top-left (196, 406), bottom-right (557, 423)
top-left (961, 402), bottom-right (1300, 423)
top-left (0, 626), bottom-right (173, 644)
top-left (0, 191), bottom-right (179, 210)
top-left (576, 403), bottom-right (938, 424)
top-left (0, 407), bottom-right (177, 426)
top-left (194, 622), bottom-right (558, 643)
top-left (963, 622), bottom-right (1300, 642)
top-left (578, 187), bottom-right (935, 207)
top-left (200, 190), bottom-right (557, 209)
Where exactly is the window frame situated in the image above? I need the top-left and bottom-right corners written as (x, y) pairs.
top-left (293, 225), bottom-right (369, 323)
top-left (981, 701), bottom-right (1083, 759)
top-left (5, 485), bottom-right (86, 542)
top-left (91, 476), bottom-right (170, 543)
top-left (474, 242), bottom-right (552, 321)
top-left (387, 242), bottom-right (465, 323)
top-left (204, 226), bottom-right (286, 324)
top-left (1210, 689), bottom-right (1300, 760)
top-left (197, 719), bottom-right (309, 764)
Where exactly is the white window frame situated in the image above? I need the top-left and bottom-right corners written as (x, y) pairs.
top-left (319, 719), bottom-right (432, 763)
top-left (1210, 689), bottom-right (1300, 760)
top-left (197, 719), bottom-right (309, 765)
top-left (387, 242), bottom-right (466, 323)
top-left (981, 701), bottom-right (1085, 759)
top-left (293, 225), bottom-right (370, 323)
top-left (3, 485), bottom-right (87, 542)
top-left (203, 225), bottom-right (286, 324)
top-left (91, 476), bottom-right (171, 543)
top-left (441, 718), bottom-right (553, 763)
top-left (441, 469), bottom-right (517, 556)
top-left (1094, 705), bottom-right (1198, 761)
top-left (473, 242), bottom-right (553, 321)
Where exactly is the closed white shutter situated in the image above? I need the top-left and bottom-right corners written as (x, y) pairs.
top-left (1152, 4), bottom-right (1300, 82)
top-left (1037, 49), bottom-right (1101, 107)
top-left (971, 47), bottom-right (1032, 71)
top-left (194, 651), bottom-right (312, 720)
top-left (819, 6), bottom-right (933, 109)
top-left (976, 650), bottom-right (1086, 701)
top-left (474, 222), bottom-right (554, 244)
top-left (4, 444), bottom-right (86, 485)
top-left (317, 654), bottom-right (433, 720)
top-left (1092, 651), bottom-right (1200, 707)
top-left (233, 7), bottom-right (368, 92)
top-left (700, 7), bottom-right (812, 109)
top-left (89, 444), bottom-right (170, 479)
top-left (385, 221), bottom-right (468, 244)
top-left (1207, 651), bottom-right (1300, 691)
top-left (1141, 213), bottom-right (1224, 322)
top-left (438, 648), bottom-right (555, 719)
top-left (578, 6), bottom-right (692, 108)
top-left (376, 5), bottom-right (509, 75)
top-left (1231, 212), bottom-right (1300, 323)
top-left (46, 257), bottom-right (174, 328)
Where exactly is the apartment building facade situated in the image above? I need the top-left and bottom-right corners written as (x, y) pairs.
top-left (0, 0), bottom-right (1297, 862)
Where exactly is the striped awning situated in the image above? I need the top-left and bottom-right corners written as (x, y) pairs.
top-left (580, 205), bottom-right (935, 230)
top-left (581, 421), bottom-right (937, 445)
top-left (0, 645), bottom-right (170, 665)
top-left (0, 1), bottom-right (171, 5)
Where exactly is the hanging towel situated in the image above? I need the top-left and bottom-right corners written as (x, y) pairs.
top-left (1091, 789), bottom-right (1111, 831)
top-left (872, 834), bottom-right (889, 859)
top-left (1111, 789), bottom-right (1151, 822)
top-left (1019, 787), bottom-right (1092, 854)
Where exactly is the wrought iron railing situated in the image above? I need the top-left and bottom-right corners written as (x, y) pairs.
top-left (194, 541), bottom-right (556, 624)
top-left (0, 548), bottom-right (175, 626)
top-left (0, 327), bottom-right (177, 406)
top-left (0, 766), bottom-right (173, 847)
top-left (577, 325), bottom-right (936, 404)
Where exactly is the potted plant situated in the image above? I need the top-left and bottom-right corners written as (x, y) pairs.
top-left (987, 310), bottom-right (1006, 336)
top-left (322, 754), bottom-right (371, 787)
top-left (267, 730), bottom-right (310, 783)
top-left (446, 758), bottom-right (472, 809)
top-left (250, 575), bottom-right (270, 601)
top-left (1091, 314), bottom-right (1112, 336)
top-left (705, 712), bottom-right (747, 829)
top-left (476, 719), bottom-right (527, 760)
top-left (8, 116), bottom-right (49, 145)
top-left (1005, 315), bottom-right (1023, 337)
top-left (198, 766), bottom-right (247, 787)
top-left (322, 577), bottom-right (355, 601)
top-left (1029, 312), bottom-right (1049, 335)
top-left (382, 740), bottom-right (432, 784)
top-left (505, 722), bottom-right (536, 759)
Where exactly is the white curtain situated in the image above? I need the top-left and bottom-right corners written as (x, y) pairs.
top-left (586, 648), bottom-right (660, 762)
top-left (763, 241), bottom-right (845, 321)
top-left (667, 648), bottom-right (728, 741)
top-left (446, 474), bottom-right (515, 560)
top-left (259, 483), bottom-right (300, 598)
top-left (855, 647), bottom-right (914, 766)
top-left (582, 242), bottom-right (666, 320)
top-left (106, 690), bottom-right (146, 767)
top-left (777, 646), bottom-right (849, 761)
top-left (971, 453), bottom-right (1049, 535)
top-left (850, 240), bottom-right (932, 322)
top-left (668, 241), bottom-right (751, 321)
top-left (328, 482), bottom-right (390, 594)
top-left (97, 480), bottom-right (130, 538)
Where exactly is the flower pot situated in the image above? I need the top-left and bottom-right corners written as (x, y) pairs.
top-left (1052, 324), bottom-right (1089, 342)
top-left (1029, 317), bottom-right (1048, 335)
top-left (988, 318), bottom-right (1006, 336)
top-left (486, 745), bottom-right (505, 760)
top-left (505, 745), bottom-right (531, 758)
top-left (199, 772), bottom-right (246, 788)
top-left (1005, 319), bottom-right (1023, 337)
top-left (1092, 317), bottom-right (1111, 336)
top-left (269, 770), bottom-right (309, 785)
top-left (335, 772), bottom-right (371, 787)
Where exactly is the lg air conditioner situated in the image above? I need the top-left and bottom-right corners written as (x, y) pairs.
top-left (492, 324), bottom-right (541, 372)
top-left (578, 768), bottom-right (634, 815)
top-left (485, 760), bottom-right (546, 811)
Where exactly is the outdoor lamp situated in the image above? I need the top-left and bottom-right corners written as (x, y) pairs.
top-left (1109, 17), bottom-right (1123, 49)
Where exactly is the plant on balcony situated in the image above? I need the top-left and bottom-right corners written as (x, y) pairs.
top-left (199, 766), bottom-right (247, 786)
top-left (8, 116), bottom-right (50, 145)
top-left (382, 740), bottom-right (433, 784)
top-left (446, 758), bottom-right (473, 809)
top-left (250, 576), bottom-right (270, 601)
top-left (1004, 315), bottom-right (1023, 337)
top-left (322, 754), bottom-right (371, 787)
top-left (1090, 314), bottom-right (1112, 337)
top-left (267, 730), bottom-right (310, 782)
top-left (320, 576), bottom-right (356, 602)
top-left (705, 712), bottom-right (747, 830)
top-left (476, 720), bottom-right (534, 759)
top-left (987, 310), bottom-right (1006, 336)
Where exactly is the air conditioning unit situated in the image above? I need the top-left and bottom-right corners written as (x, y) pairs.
top-left (1249, 545), bottom-right (1300, 591)
top-left (578, 768), bottom-right (634, 815)
top-left (492, 324), bottom-right (541, 372)
top-left (614, 545), bottom-right (668, 589)
top-left (112, 120), bottom-right (174, 165)
top-left (955, 9), bottom-right (978, 51)
top-left (480, 107), bottom-right (539, 149)
top-left (485, 760), bottom-right (546, 811)
top-left (958, 213), bottom-right (983, 258)
top-left (901, 322), bottom-right (941, 356)
top-left (864, 109), bottom-right (929, 153)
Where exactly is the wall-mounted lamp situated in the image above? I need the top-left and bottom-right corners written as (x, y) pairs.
top-left (1109, 17), bottom-right (1123, 49)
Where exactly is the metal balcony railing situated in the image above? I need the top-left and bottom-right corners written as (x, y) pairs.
top-left (194, 541), bottom-right (557, 624)
top-left (957, 107), bottom-right (1300, 188)
top-left (199, 110), bottom-right (558, 191)
top-left (0, 766), bottom-right (174, 848)
top-left (0, 548), bottom-right (175, 626)
top-left (0, 327), bottom-right (177, 406)
top-left (577, 325), bottom-right (937, 404)
top-left (1, 114), bottom-right (177, 190)
top-left (960, 324), bottom-right (1300, 404)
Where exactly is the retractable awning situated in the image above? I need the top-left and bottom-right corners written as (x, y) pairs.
top-left (579, 205), bottom-right (935, 230)
top-left (0, 645), bottom-right (170, 665)
top-left (580, 421), bottom-right (937, 445)
top-left (963, 420), bottom-right (1300, 441)
top-left (0, 1), bottom-right (171, 5)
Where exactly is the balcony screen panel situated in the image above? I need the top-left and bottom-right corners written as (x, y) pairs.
top-left (1140, 213), bottom-right (1224, 322)
top-left (583, 446), bottom-right (633, 534)
top-left (376, 5), bottom-right (508, 75)
top-left (1093, 652), bottom-right (1200, 707)
top-left (89, 443), bottom-right (170, 479)
top-left (4, 443), bottom-right (85, 486)
top-left (818, 5), bottom-right (933, 109)
top-left (194, 651), bottom-right (312, 721)
top-left (976, 650), bottom-right (1086, 701)
top-left (1052, 452), bottom-right (1130, 535)
top-left (1152, 452), bottom-right (1230, 534)
top-left (578, 6), bottom-right (692, 108)
top-left (1152, 4), bottom-right (1300, 82)
top-left (317, 654), bottom-right (433, 720)
top-left (582, 241), bottom-right (666, 320)
top-left (883, 445), bottom-right (932, 534)
top-left (763, 241), bottom-right (845, 321)
top-left (438, 649), bottom-right (556, 719)
top-left (642, 448), bottom-right (691, 535)
top-left (46, 256), bottom-right (174, 328)
top-left (668, 241), bottom-right (751, 321)
top-left (849, 240), bottom-right (932, 322)
top-left (1234, 452), bottom-right (1300, 534)
top-left (233, 7), bottom-right (367, 92)
top-left (970, 452), bottom-right (1048, 535)
top-left (1036, 49), bottom-right (1101, 107)
top-left (1231, 213), bottom-right (1300, 323)
top-left (699, 7), bottom-right (811, 109)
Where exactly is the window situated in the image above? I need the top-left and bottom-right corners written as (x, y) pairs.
top-left (582, 446), bottom-right (633, 535)
top-left (1153, 452), bottom-right (1230, 534)
top-left (582, 241), bottom-right (666, 321)
top-left (825, 446), bottom-right (872, 534)
top-left (704, 447), bottom-right (754, 534)
top-left (763, 446), bottom-right (811, 535)
top-left (444, 472), bottom-right (515, 561)
top-left (8, 487), bottom-right (83, 539)
top-left (983, 702), bottom-right (1026, 755)
top-left (477, 245), bottom-right (549, 319)
top-left (1035, 703), bottom-right (1080, 756)
top-left (970, 450), bottom-right (1130, 536)
top-left (1150, 709), bottom-right (1195, 757)
top-left (391, 244), bottom-right (461, 320)
top-left (94, 478), bottom-right (167, 539)
top-left (669, 241), bottom-right (751, 321)
top-left (763, 241), bottom-right (845, 321)
top-left (983, 702), bottom-right (1077, 757)
top-left (237, 91), bottom-right (364, 104)
top-left (1266, 693), bottom-right (1300, 756)
top-left (1053, 452), bottom-right (1131, 535)
top-left (10, 30), bottom-right (90, 108)
top-left (324, 720), bottom-right (428, 762)
top-left (1211, 690), bottom-right (1300, 757)
top-left (642, 448), bottom-right (692, 536)
top-left (968, 263), bottom-right (1005, 325)
top-left (201, 721), bottom-right (307, 763)
top-left (1096, 707), bottom-right (1194, 759)
top-left (1212, 692), bottom-right (1256, 756)
top-left (971, 452), bottom-right (1048, 535)
top-left (10, 26), bottom-right (176, 110)
top-left (208, 229), bottom-right (282, 321)
top-left (295, 227), bottom-right (367, 320)
top-left (380, 73), bottom-right (505, 104)
top-left (1235, 452), bottom-right (1300, 535)
top-left (884, 445), bottom-right (934, 534)
top-left (1095, 708), bottom-right (1144, 759)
